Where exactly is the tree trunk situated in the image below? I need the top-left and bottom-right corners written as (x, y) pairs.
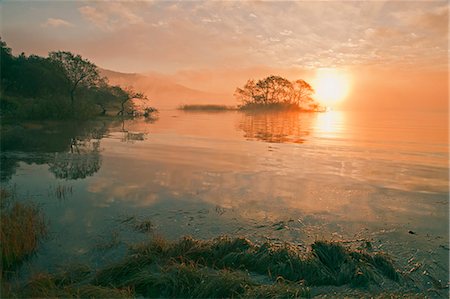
top-left (97, 104), bottom-right (106, 115)
top-left (70, 89), bottom-right (75, 114)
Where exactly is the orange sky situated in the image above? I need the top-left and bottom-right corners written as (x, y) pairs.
top-left (1, 1), bottom-right (448, 111)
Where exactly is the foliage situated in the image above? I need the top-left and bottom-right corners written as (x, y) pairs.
top-left (235, 75), bottom-right (319, 111)
top-left (0, 38), bottom-right (154, 120)
top-left (48, 51), bottom-right (101, 108)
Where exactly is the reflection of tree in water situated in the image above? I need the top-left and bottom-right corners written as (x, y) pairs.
top-left (0, 157), bottom-right (19, 181)
top-left (1, 121), bottom-right (109, 181)
top-left (48, 139), bottom-right (101, 180)
top-left (238, 111), bottom-right (314, 144)
top-left (119, 119), bottom-right (147, 143)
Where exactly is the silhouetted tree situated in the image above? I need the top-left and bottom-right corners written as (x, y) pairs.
top-left (292, 79), bottom-right (314, 106)
top-left (49, 51), bottom-right (101, 112)
top-left (234, 79), bottom-right (257, 105)
top-left (235, 75), bottom-right (319, 110)
top-left (115, 86), bottom-right (148, 116)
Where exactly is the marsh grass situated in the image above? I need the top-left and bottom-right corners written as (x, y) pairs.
top-left (14, 234), bottom-right (403, 298)
top-left (0, 189), bottom-right (47, 277)
top-left (20, 273), bottom-right (132, 298)
top-left (0, 197), bottom-right (403, 298)
top-left (178, 104), bottom-right (237, 111)
top-left (129, 236), bottom-right (401, 288)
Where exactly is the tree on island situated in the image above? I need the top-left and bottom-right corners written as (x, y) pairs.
top-left (48, 51), bottom-right (101, 112)
top-left (235, 75), bottom-right (319, 110)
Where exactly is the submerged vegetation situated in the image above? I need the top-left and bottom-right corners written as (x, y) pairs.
top-left (235, 75), bottom-right (323, 111)
top-left (0, 39), bottom-right (155, 121)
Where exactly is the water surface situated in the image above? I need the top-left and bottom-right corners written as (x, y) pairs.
top-left (1, 109), bottom-right (448, 283)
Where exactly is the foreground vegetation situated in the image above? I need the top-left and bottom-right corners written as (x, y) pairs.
top-left (0, 39), bottom-right (154, 121)
top-left (0, 189), bottom-right (47, 279)
top-left (1, 187), bottom-right (428, 298)
top-left (5, 234), bottom-right (404, 298)
top-left (0, 188), bottom-right (407, 298)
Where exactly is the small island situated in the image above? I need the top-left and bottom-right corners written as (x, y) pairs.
top-left (179, 75), bottom-right (326, 112)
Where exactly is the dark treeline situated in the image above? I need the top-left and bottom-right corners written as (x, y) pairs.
top-left (0, 39), bottom-right (151, 120)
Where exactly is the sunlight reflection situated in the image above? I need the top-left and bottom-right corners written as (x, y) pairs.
top-left (314, 110), bottom-right (345, 137)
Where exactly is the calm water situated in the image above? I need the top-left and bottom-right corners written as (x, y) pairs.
top-left (1, 109), bottom-right (448, 280)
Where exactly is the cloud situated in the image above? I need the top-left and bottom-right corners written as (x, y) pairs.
top-left (41, 18), bottom-right (74, 28)
top-left (418, 5), bottom-right (448, 33)
top-left (78, 2), bottom-right (144, 31)
top-left (78, 6), bottom-right (109, 30)
top-left (4, 0), bottom-right (447, 73)
top-left (279, 30), bottom-right (292, 36)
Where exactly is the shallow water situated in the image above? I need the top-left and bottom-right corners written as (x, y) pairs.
top-left (1, 109), bottom-right (448, 284)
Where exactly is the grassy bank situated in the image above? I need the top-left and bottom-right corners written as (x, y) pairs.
top-left (239, 102), bottom-right (323, 112)
top-left (178, 103), bottom-right (325, 112)
top-left (178, 104), bottom-right (237, 111)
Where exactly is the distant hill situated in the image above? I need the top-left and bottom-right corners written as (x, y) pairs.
top-left (100, 69), bottom-right (231, 110)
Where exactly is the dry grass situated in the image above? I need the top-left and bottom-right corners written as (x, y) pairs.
top-left (5, 233), bottom-right (406, 298)
top-left (0, 189), bottom-right (47, 277)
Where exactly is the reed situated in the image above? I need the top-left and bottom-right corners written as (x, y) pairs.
top-left (0, 189), bottom-right (47, 277)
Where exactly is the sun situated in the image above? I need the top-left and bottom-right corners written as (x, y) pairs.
top-left (313, 68), bottom-right (350, 106)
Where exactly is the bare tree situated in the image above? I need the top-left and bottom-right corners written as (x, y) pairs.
top-left (114, 86), bottom-right (148, 116)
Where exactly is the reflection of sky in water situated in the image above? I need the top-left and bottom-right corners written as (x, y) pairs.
top-left (2, 109), bottom-right (448, 275)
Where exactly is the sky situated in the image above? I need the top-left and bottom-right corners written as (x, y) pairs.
top-left (1, 0), bottom-right (448, 110)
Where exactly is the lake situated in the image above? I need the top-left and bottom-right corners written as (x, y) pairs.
top-left (1, 109), bottom-right (448, 288)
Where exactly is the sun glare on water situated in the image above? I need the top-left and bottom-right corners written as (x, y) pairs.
top-left (313, 68), bottom-right (350, 107)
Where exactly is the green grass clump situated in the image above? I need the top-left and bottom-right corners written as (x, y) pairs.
top-left (178, 104), bottom-right (236, 111)
top-left (0, 189), bottom-right (47, 276)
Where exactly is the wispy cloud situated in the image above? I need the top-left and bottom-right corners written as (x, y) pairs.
top-left (78, 2), bottom-right (144, 31)
top-left (2, 0), bottom-right (448, 73)
top-left (41, 18), bottom-right (74, 28)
